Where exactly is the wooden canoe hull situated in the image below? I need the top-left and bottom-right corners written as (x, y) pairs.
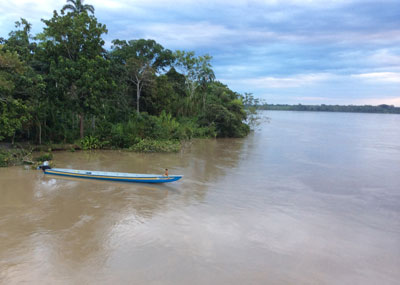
top-left (44, 168), bottom-right (182, 183)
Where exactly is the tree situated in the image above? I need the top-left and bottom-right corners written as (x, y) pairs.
top-left (174, 51), bottom-right (215, 115)
top-left (0, 47), bottom-right (25, 95)
top-left (39, 9), bottom-right (111, 138)
top-left (197, 55), bottom-right (215, 111)
top-left (5, 19), bottom-right (36, 63)
top-left (1, 20), bottom-right (49, 144)
top-left (144, 67), bottom-right (186, 116)
top-left (199, 81), bottom-right (249, 137)
top-left (0, 99), bottom-right (30, 143)
top-left (174, 50), bottom-right (197, 103)
top-left (242, 92), bottom-right (261, 130)
top-left (110, 39), bottom-right (174, 113)
top-left (0, 46), bottom-right (31, 143)
top-left (126, 57), bottom-right (154, 113)
top-left (62, 0), bottom-right (94, 14)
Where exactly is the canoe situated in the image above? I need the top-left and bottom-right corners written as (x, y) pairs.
top-left (44, 168), bottom-right (182, 183)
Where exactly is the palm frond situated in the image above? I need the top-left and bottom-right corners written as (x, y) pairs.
top-left (83, 4), bottom-right (95, 14)
top-left (66, 0), bottom-right (77, 7)
top-left (61, 4), bottom-right (77, 12)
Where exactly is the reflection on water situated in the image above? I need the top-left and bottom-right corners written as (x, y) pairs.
top-left (1, 111), bottom-right (400, 284)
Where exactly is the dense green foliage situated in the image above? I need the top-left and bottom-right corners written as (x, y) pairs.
top-left (129, 139), bottom-right (181, 153)
top-left (0, 0), bottom-right (250, 150)
top-left (34, 152), bottom-right (53, 162)
top-left (260, 104), bottom-right (400, 114)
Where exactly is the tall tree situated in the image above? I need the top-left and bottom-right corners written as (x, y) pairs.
top-left (2, 20), bottom-right (48, 144)
top-left (174, 51), bottom-right (197, 102)
top-left (197, 55), bottom-right (215, 111)
top-left (0, 47), bottom-right (31, 143)
top-left (126, 57), bottom-right (154, 114)
top-left (174, 51), bottom-right (215, 115)
top-left (110, 39), bottom-right (174, 113)
top-left (39, 9), bottom-right (111, 138)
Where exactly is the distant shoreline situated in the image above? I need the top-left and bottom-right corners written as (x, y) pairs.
top-left (257, 104), bottom-right (400, 114)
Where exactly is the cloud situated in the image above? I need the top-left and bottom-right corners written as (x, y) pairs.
top-left (220, 70), bottom-right (400, 106)
top-left (94, 0), bottom-right (366, 10)
top-left (368, 50), bottom-right (400, 66)
top-left (352, 72), bottom-right (400, 83)
top-left (358, 97), bottom-right (400, 106)
top-left (295, 96), bottom-right (331, 101)
top-left (90, 0), bottom-right (126, 10)
top-left (223, 73), bottom-right (335, 89)
top-left (123, 22), bottom-right (234, 49)
top-left (0, 0), bottom-right (58, 36)
top-left (87, 0), bottom-right (400, 51)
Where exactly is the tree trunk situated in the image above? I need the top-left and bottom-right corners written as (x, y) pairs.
top-left (80, 113), bottom-right (84, 139)
top-left (136, 86), bottom-right (140, 114)
top-left (44, 119), bottom-right (47, 141)
top-left (38, 122), bottom-right (42, 145)
top-left (92, 116), bottom-right (96, 130)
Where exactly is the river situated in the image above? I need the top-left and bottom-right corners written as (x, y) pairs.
top-left (1, 111), bottom-right (399, 284)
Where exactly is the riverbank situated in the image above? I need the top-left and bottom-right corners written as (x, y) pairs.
top-left (0, 138), bottom-right (183, 167)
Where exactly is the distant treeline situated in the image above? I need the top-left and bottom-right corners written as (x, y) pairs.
top-left (258, 104), bottom-right (400, 114)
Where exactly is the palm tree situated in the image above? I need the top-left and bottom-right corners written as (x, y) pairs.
top-left (62, 0), bottom-right (95, 14)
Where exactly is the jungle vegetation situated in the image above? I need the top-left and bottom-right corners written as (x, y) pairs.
top-left (0, 0), bottom-right (250, 152)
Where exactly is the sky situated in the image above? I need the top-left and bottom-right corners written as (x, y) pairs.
top-left (1, 0), bottom-right (400, 106)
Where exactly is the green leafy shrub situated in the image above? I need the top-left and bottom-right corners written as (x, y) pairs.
top-left (80, 136), bottom-right (101, 150)
top-left (91, 111), bottom-right (218, 149)
top-left (180, 118), bottom-right (216, 138)
top-left (109, 123), bottom-right (135, 148)
top-left (199, 103), bottom-right (250, 138)
top-left (34, 152), bottom-right (53, 162)
top-left (0, 152), bottom-right (11, 167)
top-left (129, 139), bottom-right (181, 153)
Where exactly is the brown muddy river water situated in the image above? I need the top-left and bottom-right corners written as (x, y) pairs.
top-left (1, 111), bottom-right (400, 284)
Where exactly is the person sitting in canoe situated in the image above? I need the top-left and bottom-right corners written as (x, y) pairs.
top-left (164, 168), bottom-right (169, 177)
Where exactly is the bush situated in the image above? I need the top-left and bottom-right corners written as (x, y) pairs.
top-left (34, 152), bottom-right (53, 162)
top-left (100, 112), bottom-right (199, 148)
top-left (89, 109), bottom-right (222, 149)
top-left (110, 123), bottom-right (128, 147)
top-left (129, 139), bottom-right (181, 153)
top-left (199, 103), bottom-right (250, 138)
top-left (80, 136), bottom-right (102, 150)
top-left (0, 152), bottom-right (11, 167)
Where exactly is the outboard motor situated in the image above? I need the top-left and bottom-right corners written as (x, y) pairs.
top-left (38, 161), bottom-right (52, 172)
